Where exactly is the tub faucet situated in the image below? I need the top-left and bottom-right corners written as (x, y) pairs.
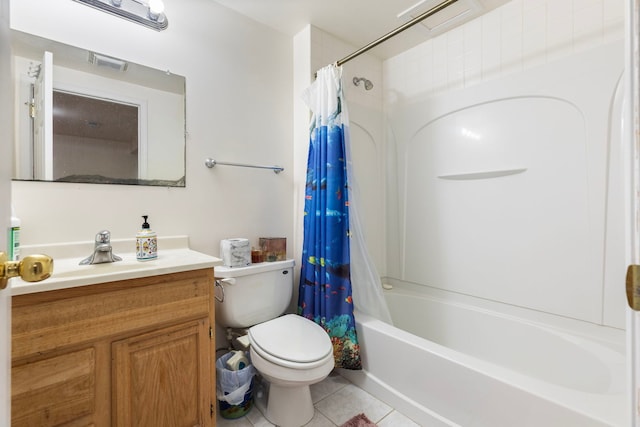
top-left (79, 230), bottom-right (123, 265)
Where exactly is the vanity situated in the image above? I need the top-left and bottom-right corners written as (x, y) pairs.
top-left (10, 237), bottom-right (221, 427)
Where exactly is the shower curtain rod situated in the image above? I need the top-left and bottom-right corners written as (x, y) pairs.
top-left (336, 0), bottom-right (460, 66)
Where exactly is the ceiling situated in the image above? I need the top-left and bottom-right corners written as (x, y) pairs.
top-left (212, 0), bottom-right (510, 59)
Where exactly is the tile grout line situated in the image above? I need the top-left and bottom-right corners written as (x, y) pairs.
top-left (373, 409), bottom-right (396, 425)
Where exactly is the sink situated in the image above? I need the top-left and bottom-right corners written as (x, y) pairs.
top-left (12, 237), bottom-right (222, 296)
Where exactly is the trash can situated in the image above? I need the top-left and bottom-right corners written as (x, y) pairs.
top-left (216, 351), bottom-right (256, 419)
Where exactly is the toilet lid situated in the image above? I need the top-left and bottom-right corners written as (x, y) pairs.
top-left (248, 314), bottom-right (332, 364)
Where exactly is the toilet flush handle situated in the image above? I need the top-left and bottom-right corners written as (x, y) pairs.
top-left (214, 277), bottom-right (236, 303)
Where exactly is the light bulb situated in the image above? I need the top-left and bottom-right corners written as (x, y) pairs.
top-left (148, 0), bottom-right (164, 20)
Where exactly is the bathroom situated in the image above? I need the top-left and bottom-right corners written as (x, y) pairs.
top-left (0, 0), bottom-right (635, 426)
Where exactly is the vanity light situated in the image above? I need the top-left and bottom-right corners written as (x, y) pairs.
top-left (73, 0), bottom-right (168, 31)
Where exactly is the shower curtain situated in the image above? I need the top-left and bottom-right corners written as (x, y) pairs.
top-left (298, 64), bottom-right (361, 370)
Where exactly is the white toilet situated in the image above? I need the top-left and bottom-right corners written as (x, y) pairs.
top-left (215, 260), bottom-right (334, 427)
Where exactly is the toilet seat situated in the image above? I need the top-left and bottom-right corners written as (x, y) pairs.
top-left (248, 314), bottom-right (333, 370)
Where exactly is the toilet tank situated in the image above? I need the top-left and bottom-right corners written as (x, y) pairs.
top-left (215, 259), bottom-right (294, 328)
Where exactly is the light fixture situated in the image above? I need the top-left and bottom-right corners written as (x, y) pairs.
top-left (73, 0), bottom-right (168, 31)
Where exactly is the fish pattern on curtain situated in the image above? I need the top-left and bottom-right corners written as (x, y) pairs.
top-left (298, 65), bottom-right (361, 370)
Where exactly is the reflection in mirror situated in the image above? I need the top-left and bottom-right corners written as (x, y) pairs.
top-left (11, 30), bottom-right (186, 187)
top-left (54, 90), bottom-right (139, 182)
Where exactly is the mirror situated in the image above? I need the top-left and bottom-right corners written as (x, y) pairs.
top-left (11, 30), bottom-right (186, 187)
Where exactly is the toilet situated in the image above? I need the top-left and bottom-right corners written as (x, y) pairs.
top-left (215, 260), bottom-right (334, 427)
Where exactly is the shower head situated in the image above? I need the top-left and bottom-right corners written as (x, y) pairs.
top-left (353, 76), bottom-right (374, 90)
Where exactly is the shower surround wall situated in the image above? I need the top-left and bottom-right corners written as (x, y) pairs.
top-left (383, 0), bottom-right (624, 100)
top-left (381, 0), bottom-right (626, 328)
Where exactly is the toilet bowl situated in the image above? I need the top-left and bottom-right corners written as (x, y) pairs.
top-left (248, 314), bottom-right (334, 426)
top-left (215, 260), bottom-right (334, 426)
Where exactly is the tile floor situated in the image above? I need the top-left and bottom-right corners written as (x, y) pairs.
top-left (215, 371), bottom-right (420, 427)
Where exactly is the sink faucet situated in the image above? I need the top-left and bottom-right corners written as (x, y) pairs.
top-left (79, 230), bottom-right (123, 265)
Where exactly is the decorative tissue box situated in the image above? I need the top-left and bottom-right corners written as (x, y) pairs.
top-left (259, 237), bottom-right (286, 262)
top-left (220, 238), bottom-right (251, 267)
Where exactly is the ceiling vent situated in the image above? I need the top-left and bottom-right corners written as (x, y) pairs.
top-left (398, 0), bottom-right (483, 35)
top-left (88, 52), bottom-right (128, 72)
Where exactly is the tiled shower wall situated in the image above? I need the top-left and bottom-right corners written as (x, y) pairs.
top-left (384, 0), bottom-right (625, 102)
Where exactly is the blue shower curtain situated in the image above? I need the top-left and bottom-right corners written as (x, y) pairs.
top-left (298, 65), bottom-right (361, 370)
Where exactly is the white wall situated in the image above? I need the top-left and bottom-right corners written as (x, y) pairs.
top-left (10, 0), bottom-right (293, 259)
top-left (292, 26), bottom-right (312, 313)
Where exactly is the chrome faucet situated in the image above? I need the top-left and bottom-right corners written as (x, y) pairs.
top-left (79, 230), bottom-right (123, 265)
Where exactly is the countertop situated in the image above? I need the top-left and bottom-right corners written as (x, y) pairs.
top-left (11, 235), bottom-right (222, 296)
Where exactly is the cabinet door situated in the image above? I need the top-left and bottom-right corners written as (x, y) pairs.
top-left (12, 347), bottom-right (96, 426)
top-left (112, 320), bottom-right (211, 427)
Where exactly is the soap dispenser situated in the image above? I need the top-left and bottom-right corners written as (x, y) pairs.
top-left (136, 215), bottom-right (157, 261)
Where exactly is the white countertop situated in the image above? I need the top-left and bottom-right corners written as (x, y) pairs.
top-left (11, 236), bottom-right (222, 296)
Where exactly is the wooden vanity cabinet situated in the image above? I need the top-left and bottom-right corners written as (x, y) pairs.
top-left (11, 268), bottom-right (216, 427)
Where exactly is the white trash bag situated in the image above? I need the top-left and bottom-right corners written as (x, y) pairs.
top-left (216, 351), bottom-right (256, 406)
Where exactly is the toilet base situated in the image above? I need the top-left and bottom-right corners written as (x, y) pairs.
top-left (262, 380), bottom-right (314, 427)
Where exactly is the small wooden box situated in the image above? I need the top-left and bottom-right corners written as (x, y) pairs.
top-left (259, 237), bottom-right (286, 262)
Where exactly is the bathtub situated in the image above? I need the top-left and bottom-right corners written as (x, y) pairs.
top-left (339, 285), bottom-right (626, 427)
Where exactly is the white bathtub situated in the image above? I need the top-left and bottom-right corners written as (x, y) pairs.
top-left (340, 286), bottom-right (626, 427)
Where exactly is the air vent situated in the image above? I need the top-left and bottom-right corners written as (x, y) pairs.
top-left (398, 0), bottom-right (482, 34)
top-left (88, 52), bottom-right (128, 72)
